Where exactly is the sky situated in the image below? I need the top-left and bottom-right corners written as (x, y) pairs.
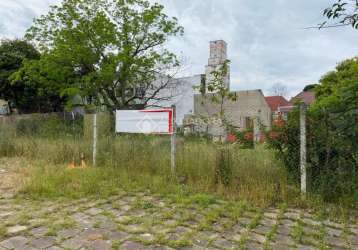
top-left (0, 0), bottom-right (357, 98)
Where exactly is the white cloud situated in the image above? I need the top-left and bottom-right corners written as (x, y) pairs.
top-left (1, 0), bottom-right (357, 98)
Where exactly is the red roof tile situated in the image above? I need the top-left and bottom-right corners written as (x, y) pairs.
top-left (290, 91), bottom-right (315, 105)
top-left (265, 96), bottom-right (291, 112)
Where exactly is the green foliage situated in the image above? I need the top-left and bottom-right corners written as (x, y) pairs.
top-left (0, 119), bottom-right (288, 206)
top-left (0, 39), bottom-right (63, 113)
top-left (235, 130), bottom-right (254, 149)
top-left (303, 84), bottom-right (318, 92)
top-left (267, 57), bottom-right (358, 205)
top-left (321, 0), bottom-right (358, 29)
top-left (214, 147), bottom-right (232, 186)
top-left (203, 60), bottom-right (236, 116)
top-left (25, 0), bottom-right (183, 110)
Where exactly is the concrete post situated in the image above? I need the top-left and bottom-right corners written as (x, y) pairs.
top-left (92, 113), bottom-right (97, 166)
top-left (171, 106), bottom-right (176, 175)
top-left (300, 103), bottom-right (307, 195)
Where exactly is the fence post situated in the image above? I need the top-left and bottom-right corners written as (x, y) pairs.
top-left (300, 103), bottom-right (307, 195)
top-left (93, 113), bottom-right (97, 166)
top-left (171, 105), bottom-right (176, 175)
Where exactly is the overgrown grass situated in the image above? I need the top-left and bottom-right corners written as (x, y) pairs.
top-left (5, 135), bottom-right (289, 207)
top-left (1, 115), bottom-right (354, 217)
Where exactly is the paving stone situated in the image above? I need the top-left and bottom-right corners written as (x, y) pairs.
top-left (123, 224), bottom-right (146, 233)
top-left (98, 220), bottom-right (117, 231)
top-left (245, 241), bottom-right (264, 250)
top-left (284, 212), bottom-right (300, 220)
top-left (269, 242), bottom-right (293, 250)
top-left (84, 207), bottom-right (103, 216)
top-left (57, 229), bottom-right (80, 239)
top-left (280, 219), bottom-right (294, 226)
top-left (146, 246), bottom-right (175, 250)
top-left (326, 227), bottom-right (342, 237)
top-left (326, 236), bottom-right (347, 248)
top-left (238, 217), bottom-right (251, 226)
top-left (349, 226), bottom-right (358, 235)
top-left (166, 233), bottom-right (181, 241)
top-left (302, 218), bottom-right (321, 227)
top-left (297, 244), bottom-right (316, 250)
top-left (274, 234), bottom-right (295, 246)
top-left (121, 205), bottom-right (132, 211)
top-left (7, 225), bottom-right (27, 235)
top-left (0, 212), bottom-right (13, 218)
top-left (263, 212), bottom-right (278, 220)
top-left (212, 238), bottom-right (237, 249)
top-left (221, 230), bottom-right (242, 242)
top-left (175, 226), bottom-right (192, 234)
top-left (30, 227), bottom-right (48, 238)
top-left (135, 233), bottom-right (153, 242)
top-left (120, 241), bottom-right (145, 250)
top-left (61, 236), bottom-right (86, 249)
top-left (249, 232), bottom-right (266, 244)
top-left (253, 225), bottom-right (271, 235)
top-left (276, 224), bottom-right (291, 236)
top-left (80, 228), bottom-right (108, 240)
top-left (260, 218), bottom-right (276, 227)
top-left (323, 220), bottom-right (344, 229)
top-left (108, 231), bottom-right (130, 242)
top-left (46, 246), bottom-right (64, 250)
top-left (163, 219), bottom-right (177, 227)
top-left (301, 235), bottom-right (319, 246)
top-left (0, 236), bottom-right (29, 249)
top-left (302, 226), bottom-right (319, 236)
top-left (198, 230), bottom-right (219, 240)
top-left (212, 223), bottom-right (224, 232)
top-left (151, 225), bottom-right (171, 234)
top-left (86, 239), bottom-right (111, 250)
top-left (30, 237), bottom-right (55, 249)
top-left (192, 237), bottom-right (209, 247)
top-left (347, 234), bottom-right (358, 246)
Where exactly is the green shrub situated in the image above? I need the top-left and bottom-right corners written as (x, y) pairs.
top-left (266, 57), bottom-right (358, 206)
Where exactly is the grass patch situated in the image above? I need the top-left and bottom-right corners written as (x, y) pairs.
top-left (1, 118), bottom-right (354, 215)
top-left (0, 225), bottom-right (6, 238)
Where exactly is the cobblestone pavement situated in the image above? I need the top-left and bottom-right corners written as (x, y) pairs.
top-left (0, 191), bottom-right (357, 250)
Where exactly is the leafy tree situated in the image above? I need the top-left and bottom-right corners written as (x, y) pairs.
top-left (267, 57), bottom-right (358, 204)
top-left (25, 0), bottom-right (184, 111)
top-left (0, 39), bottom-right (47, 113)
top-left (0, 40), bottom-right (40, 104)
top-left (320, 0), bottom-right (358, 29)
top-left (202, 60), bottom-right (236, 118)
top-left (303, 84), bottom-right (318, 92)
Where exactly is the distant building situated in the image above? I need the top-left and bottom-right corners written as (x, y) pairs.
top-left (290, 91), bottom-right (315, 106)
top-left (148, 74), bottom-right (204, 126)
top-left (265, 96), bottom-right (293, 120)
top-left (152, 40), bottom-right (230, 125)
top-left (0, 99), bottom-right (9, 116)
top-left (184, 90), bottom-right (272, 139)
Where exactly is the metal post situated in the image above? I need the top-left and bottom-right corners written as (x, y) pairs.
top-left (171, 105), bottom-right (176, 175)
top-left (300, 103), bottom-right (307, 195)
top-left (93, 113), bottom-right (97, 166)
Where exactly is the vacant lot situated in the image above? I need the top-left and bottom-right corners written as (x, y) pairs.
top-left (0, 160), bottom-right (357, 250)
top-left (0, 118), bottom-right (357, 249)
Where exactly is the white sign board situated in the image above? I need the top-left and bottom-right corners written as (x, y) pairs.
top-left (116, 109), bottom-right (173, 134)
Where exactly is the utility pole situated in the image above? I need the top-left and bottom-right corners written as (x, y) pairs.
top-left (300, 103), bottom-right (307, 195)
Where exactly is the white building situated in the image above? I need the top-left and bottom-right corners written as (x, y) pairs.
top-left (151, 40), bottom-right (230, 125)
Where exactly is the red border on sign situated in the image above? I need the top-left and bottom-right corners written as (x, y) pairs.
top-left (139, 109), bottom-right (174, 134)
